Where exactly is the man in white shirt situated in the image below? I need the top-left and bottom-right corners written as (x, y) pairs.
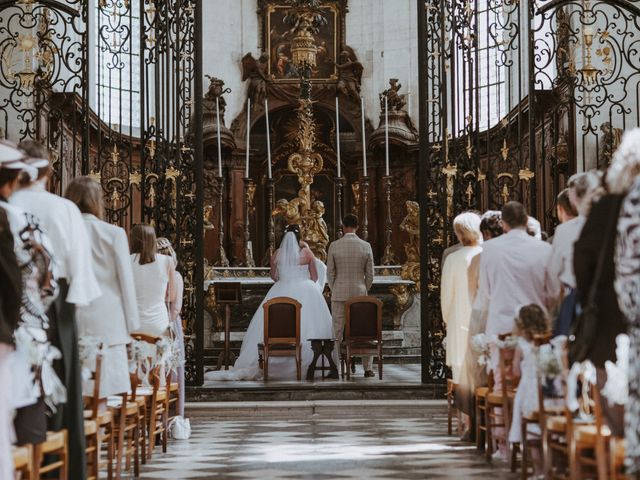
top-left (11, 140), bottom-right (100, 480)
top-left (475, 201), bottom-right (551, 458)
top-left (475, 201), bottom-right (552, 344)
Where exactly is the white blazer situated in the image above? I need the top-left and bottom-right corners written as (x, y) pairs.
top-left (475, 229), bottom-right (552, 337)
top-left (76, 214), bottom-right (140, 345)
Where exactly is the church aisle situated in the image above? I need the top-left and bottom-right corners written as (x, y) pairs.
top-left (126, 401), bottom-right (517, 479)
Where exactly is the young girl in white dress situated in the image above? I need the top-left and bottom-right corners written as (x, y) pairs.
top-left (130, 225), bottom-right (175, 337)
top-left (509, 304), bottom-right (550, 476)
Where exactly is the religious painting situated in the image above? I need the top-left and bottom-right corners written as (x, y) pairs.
top-left (265, 3), bottom-right (339, 81)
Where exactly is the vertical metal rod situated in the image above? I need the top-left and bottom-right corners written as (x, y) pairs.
top-left (243, 177), bottom-right (256, 268)
top-left (418, 0), bottom-right (432, 384)
top-left (265, 177), bottom-right (276, 264)
top-left (216, 176), bottom-right (230, 267)
top-left (194, 0), bottom-right (205, 386)
top-left (335, 176), bottom-right (345, 239)
top-left (381, 175), bottom-right (396, 265)
top-left (360, 176), bottom-right (369, 241)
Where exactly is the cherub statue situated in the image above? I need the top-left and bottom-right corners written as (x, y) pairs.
top-left (380, 78), bottom-right (406, 112)
top-left (334, 50), bottom-right (363, 100)
top-left (304, 200), bottom-right (330, 261)
top-left (241, 53), bottom-right (269, 106)
top-left (273, 197), bottom-right (307, 226)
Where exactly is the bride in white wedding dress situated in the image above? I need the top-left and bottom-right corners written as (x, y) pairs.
top-left (205, 225), bottom-right (333, 381)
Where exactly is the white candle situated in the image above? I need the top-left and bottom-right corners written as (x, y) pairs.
top-left (216, 96), bottom-right (222, 177)
top-left (265, 98), bottom-right (272, 179)
top-left (384, 94), bottom-right (389, 176)
top-left (335, 96), bottom-right (341, 178)
top-left (245, 98), bottom-right (251, 178)
top-left (361, 96), bottom-right (367, 177)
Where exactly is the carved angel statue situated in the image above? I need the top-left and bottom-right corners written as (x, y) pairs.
top-left (304, 200), bottom-right (330, 261)
top-left (380, 78), bottom-right (406, 112)
top-left (241, 53), bottom-right (269, 106)
top-left (400, 200), bottom-right (420, 264)
top-left (334, 50), bottom-right (363, 100)
top-left (273, 197), bottom-right (307, 226)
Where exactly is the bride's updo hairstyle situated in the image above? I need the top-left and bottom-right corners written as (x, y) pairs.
top-left (285, 224), bottom-right (302, 244)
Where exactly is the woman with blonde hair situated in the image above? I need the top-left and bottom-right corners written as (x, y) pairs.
top-left (441, 211), bottom-right (483, 383)
top-left (156, 237), bottom-right (185, 418)
top-left (130, 225), bottom-right (175, 337)
top-left (65, 176), bottom-right (140, 397)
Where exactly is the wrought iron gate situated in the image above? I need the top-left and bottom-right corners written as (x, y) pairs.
top-left (0, 0), bottom-right (204, 384)
top-left (418, 0), bottom-right (640, 381)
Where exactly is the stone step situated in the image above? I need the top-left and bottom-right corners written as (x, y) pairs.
top-left (203, 354), bottom-right (421, 366)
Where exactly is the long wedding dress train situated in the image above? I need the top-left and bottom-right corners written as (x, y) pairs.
top-left (205, 236), bottom-right (333, 381)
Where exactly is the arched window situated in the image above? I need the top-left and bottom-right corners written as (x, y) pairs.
top-left (94, 0), bottom-right (141, 132)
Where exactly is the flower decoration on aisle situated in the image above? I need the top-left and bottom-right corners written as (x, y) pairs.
top-left (602, 334), bottom-right (629, 405)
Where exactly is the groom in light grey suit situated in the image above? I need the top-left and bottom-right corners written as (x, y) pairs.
top-left (327, 214), bottom-right (375, 377)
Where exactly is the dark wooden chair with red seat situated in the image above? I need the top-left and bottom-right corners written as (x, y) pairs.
top-left (258, 297), bottom-right (302, 381)
top-left (340, 296), bottom-right (383, 380)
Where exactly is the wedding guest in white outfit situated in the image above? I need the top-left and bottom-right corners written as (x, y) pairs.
top-left (440, 212), bottom-right (482, 383)
top-left (157, 237), bottom-right (185, 417)
top-left (0, 142), bottom-right (27, 480)
top-left (12, 140), bottom-right (100, 480)
top-left (65, 177), bottom-right (140, 398)
top-left (130, 224), bottom-right (175, 337)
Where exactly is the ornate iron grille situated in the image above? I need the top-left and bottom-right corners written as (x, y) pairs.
top-left (0, 0), bottom-right (204, 385)
top-left (418, 0), bottom-right (640, 381)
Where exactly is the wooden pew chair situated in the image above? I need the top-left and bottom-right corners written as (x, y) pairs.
top-left (474, 371), bottom-right (493, 451)
top-left (570, 374), bottom-right (610, 480)
top-left (340, 296), bottom-right (383, 380)
top-left (609, 436), bottom-right (629, 480)
top-left (258, 297), bottom-right (302, 381)
top-left (130, 333), bottom-right (169, 460)
top-left (82, 349), bottom-right (115, 480)
top-left (485, 334), bottom-right (519, 463)
top-left (13, 444), bottom-right (33, 480)
top-left (33, 429), bottom-right (68, 479)
top-left (519, 333), bottom-right (564, 479)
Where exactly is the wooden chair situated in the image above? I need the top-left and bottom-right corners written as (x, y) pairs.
top-left (485, 334), bottom-right (519, 463)
top-left (609, 436), bottom-right (629, 480)
top-left (570, 376), bottom-right (610, 480)
top-left (108, 392), bottom-right (141, 478)
top-left (258, 297), bottom-right (302, 381)
top-left (520, 333), bottom-right (564, 479)
top-left (33, 429), bottom-right (68, 479)
top-left (542, 339), bottom-right (573, 480)
top-left (82, 349), bottom-right (115, 480)
top-left (13, 444), bottom-right (33, 480)
top-left (339, 296), bottom-right (383, 380)
top-left (130, 333), bottom-right (168, 460)
top-left (474, 371), bottom-right (493, 451)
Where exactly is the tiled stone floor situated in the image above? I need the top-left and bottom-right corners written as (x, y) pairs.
top-left (124, 400), bottom-right (517, 479)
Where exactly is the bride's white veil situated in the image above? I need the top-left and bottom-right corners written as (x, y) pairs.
top-left (278, 231), bottom-right (301, 268)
